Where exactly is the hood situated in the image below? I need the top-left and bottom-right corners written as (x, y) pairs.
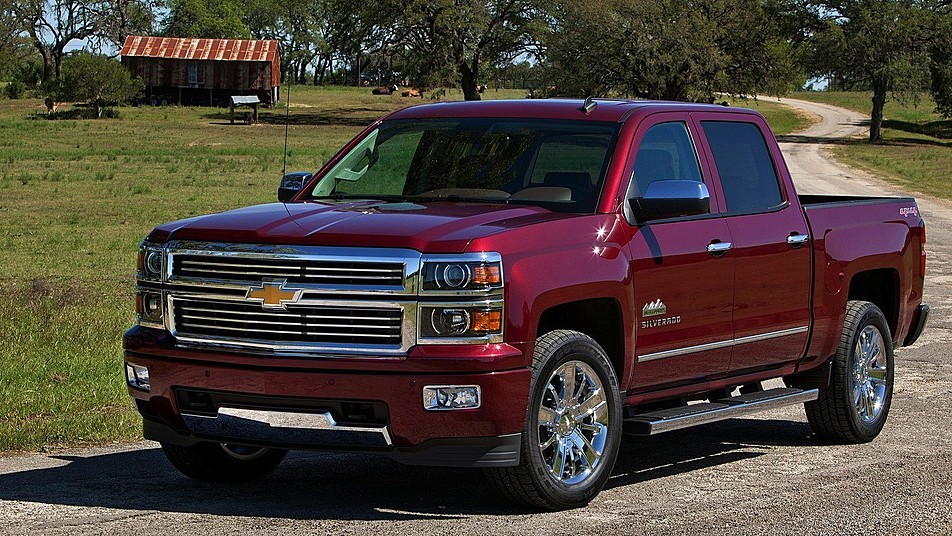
top-left (146, 200), bottom-right (577, 253)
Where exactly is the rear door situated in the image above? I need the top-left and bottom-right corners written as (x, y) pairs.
top-left (693, 114), bottom-right (811, 372)
top-left (625, 114), bottom-right (734, 389)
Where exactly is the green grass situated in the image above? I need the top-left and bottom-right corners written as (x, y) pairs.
top-left (0, 86), bottom-right (809, 452)
top-left (790, 91), bottom-right (952, 200)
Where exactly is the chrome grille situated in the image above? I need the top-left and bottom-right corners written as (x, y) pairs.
top-left (172, 255), bottom-right (404, 287)
top-left (172, 298), bottom-right (403, 346)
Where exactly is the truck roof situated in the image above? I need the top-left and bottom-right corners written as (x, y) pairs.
top-left (386, 98), bottom-right (763, 123)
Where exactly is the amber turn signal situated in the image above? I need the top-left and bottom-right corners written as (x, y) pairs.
top-left (472, 264), bottom-right (501, 286)
top-left (472, 309), bottom-right (502, 333)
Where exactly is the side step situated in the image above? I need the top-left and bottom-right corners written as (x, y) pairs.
top-left (624, 387), bottom-right (819, 436)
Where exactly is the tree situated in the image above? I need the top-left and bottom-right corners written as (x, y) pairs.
top-left (930, 4), bottom-right (952, 117)
top-left (809, 0), bottom-right (933, 141)
top-left (162, 0), bottom-right (250, 39)
top-left (246, 0), bottom-right (332, 83)
top-left (394, 0), bottom-right (545, 100)
top-left (12, 0), bottom-right (110, 82)
top-left (544, 0), bottom-right (805, 102)
top-left (54, 52), bottom-right (143, 117)
top-left (96, 0), bottom-right (159, 52)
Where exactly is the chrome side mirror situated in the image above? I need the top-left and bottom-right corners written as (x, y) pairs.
top-left (278, 172), bottom-right (313, 202)
top-left (628, 180), bottom-right (710, 223)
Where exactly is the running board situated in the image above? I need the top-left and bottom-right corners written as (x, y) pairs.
top-left (624, 387), bottom-right (819, 436)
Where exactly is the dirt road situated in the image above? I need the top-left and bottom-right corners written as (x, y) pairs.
top-left (1, 99), bottom-right (949, 535)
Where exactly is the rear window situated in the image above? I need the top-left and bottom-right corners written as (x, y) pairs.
top-left (701, 121), bottom-right (783, 213)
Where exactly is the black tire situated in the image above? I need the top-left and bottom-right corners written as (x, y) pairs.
top-left (805, 300), bottom-right (894, 443)
top-left (486, 329), bottom-right (623, 510)
top-left (161, 442), bottom-right (287, 482)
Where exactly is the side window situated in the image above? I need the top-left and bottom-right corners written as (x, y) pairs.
top-left (701, 121), bottom-right (783, 213)
top-left (631, 122), bottom-right (703, 196)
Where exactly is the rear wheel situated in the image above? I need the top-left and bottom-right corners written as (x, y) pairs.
top-left (805, 300), bottom-right (894, 443)
top-left (161, 441), bottom-right (287, 481)
top-left (486, 329), bottom-right (622, 510)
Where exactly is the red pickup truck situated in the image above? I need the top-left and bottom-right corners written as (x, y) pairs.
top-left (125, 99), bottom-right (929, 510)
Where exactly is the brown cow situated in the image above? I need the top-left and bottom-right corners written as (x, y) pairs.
top-left (44, 97), bottom-right (57, 116)
top-left (401, 88), bottom-right (422, 98)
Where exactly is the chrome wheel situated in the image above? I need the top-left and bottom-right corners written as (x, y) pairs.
top-left (537, 360), bottom-right (609, 485)
top-left (851, 325), bottom-right (889, 422)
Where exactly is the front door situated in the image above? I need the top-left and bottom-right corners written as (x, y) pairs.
top-left (625, 118), bottom-right (735, 389)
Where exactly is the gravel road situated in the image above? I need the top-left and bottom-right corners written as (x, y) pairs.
top-left (1, 99), bottom-right (949, 535)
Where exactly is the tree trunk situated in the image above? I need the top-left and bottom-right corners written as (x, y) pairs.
top-left (870, 81), bottom-right (887, 142)
top-left (37, 43), bottom-right (54, 83)
top-left (460, 62), bottom-right (481, 101)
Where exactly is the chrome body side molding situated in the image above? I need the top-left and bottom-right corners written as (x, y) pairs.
top-left (637, 326), bottom-right (809, 363)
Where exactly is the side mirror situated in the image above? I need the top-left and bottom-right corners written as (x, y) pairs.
top-left (628, 180), bottom-right (710, 223)
top-left (278, 172), bottom-right (313, 202)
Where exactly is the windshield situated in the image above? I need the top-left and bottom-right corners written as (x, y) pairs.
top-left (308, 118), bottom-right (620, 213)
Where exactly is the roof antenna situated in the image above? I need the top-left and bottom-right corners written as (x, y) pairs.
top-left (580, 96), bottom-right (597, 114)
top-left (282, 81), bottom-right (291, 176)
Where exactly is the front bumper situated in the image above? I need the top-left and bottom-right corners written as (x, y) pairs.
top-left (125, 333), bottom-right (531, 468)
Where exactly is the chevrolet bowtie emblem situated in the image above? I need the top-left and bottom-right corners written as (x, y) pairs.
top-left (246, 279), bottom-right (304, 309)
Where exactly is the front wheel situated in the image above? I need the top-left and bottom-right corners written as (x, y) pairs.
top-left (805, 300), bottom-right (895, 443)
top-left (486, 330), bottom-right (622, 510)
top-left (161, 441), bottom-right (287, 481)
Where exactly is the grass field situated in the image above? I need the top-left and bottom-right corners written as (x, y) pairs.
top-left (791, 91), bottom-right (952, 200)
top-left (0, 86), bottom-right (806, 452)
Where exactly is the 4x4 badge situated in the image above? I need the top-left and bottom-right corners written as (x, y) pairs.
top-left (642, 299), bottom-right (667, 317)
top-left (246, 279), bottom-right (304, 310)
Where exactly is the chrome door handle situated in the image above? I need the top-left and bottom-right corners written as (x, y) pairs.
top-left (707, 241), bottom-right (732, 257)
top-left (787, 233), bottom-right (809, 249)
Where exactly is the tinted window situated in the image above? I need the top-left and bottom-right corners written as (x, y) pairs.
top-left (701, 121), bottom-right (783, 213)
top-left (314, 118), bottom-right (619, 213)
top-left (631, 122), bottom-right (703, 196)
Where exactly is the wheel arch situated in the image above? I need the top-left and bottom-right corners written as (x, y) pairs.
top-left (847, 268), bottom-right (900, 340)
top-left (535, 298), bottom-right (627, 389)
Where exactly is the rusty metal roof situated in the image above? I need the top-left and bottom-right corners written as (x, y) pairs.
top-left (120, 36), bottom-right (279, 63)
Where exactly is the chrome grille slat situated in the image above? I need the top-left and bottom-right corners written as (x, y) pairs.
top-left (172, 253), bottom-right (404, 287)
top-left (181, 260), bottom-right (301, 271)
top-left (180, 314), bottom-right (400, 331)
top-left (179, 305), bottom-right (401, 323)
top-left (306, 267), bottom-right (402, 273)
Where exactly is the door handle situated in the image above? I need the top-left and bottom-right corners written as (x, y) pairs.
top-left (787, 233), bottom-right (809, 249)
top-left (707, 241), bottom-right (732, 257)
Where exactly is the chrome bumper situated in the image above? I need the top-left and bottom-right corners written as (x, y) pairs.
top-left (180, 407), bottom-right (392, 448)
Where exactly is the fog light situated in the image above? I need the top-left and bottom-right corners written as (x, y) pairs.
top-left (423, 385), bottom-right (481, 410)
top-left (125, 363), bottom-right (150, 392)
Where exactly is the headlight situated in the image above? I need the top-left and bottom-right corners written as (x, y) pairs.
top-left (419, 305), bottom-right (503, 340)
top-left (421, 254), bottom-right (503, 293)
top-left (136, 291), bottom-right (164, 327)
top-left (137, 245), bottom-right (165, 280)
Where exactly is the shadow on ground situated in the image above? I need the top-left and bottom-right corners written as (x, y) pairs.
top-left (778, 117), bottom-right (952, 148)
top-left (203, 106), bottom-right (394, 128)
top-left (0, 418), bottom-right (816, 521)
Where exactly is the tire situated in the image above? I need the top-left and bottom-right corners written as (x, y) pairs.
top-left (161, 442), bottom-right (287, 482)
top-left (486, 329), bottom-right (623, 510)
top-left (805, 300), bottom-right (894, 443)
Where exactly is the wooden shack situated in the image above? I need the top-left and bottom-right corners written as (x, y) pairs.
top-left (120, 36), bottom-right (280, 107)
